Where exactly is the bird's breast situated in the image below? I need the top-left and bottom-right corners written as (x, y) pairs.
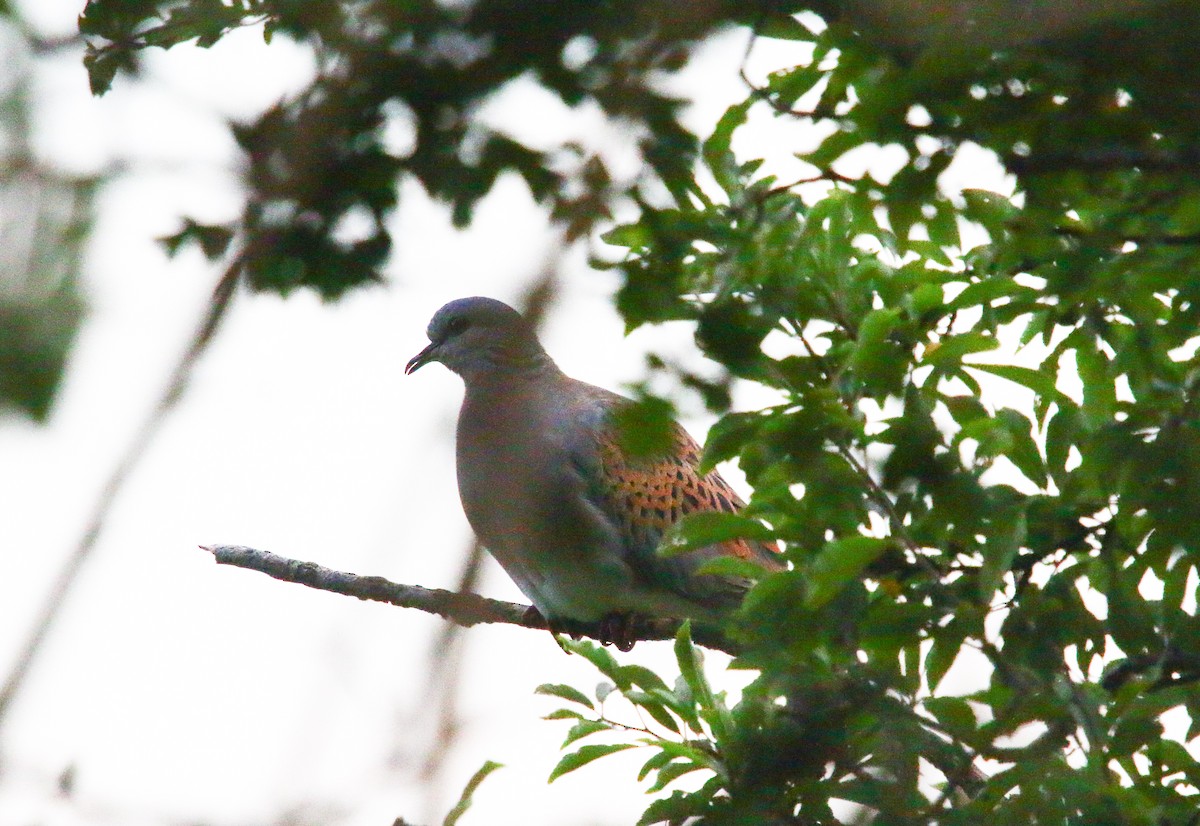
top-left (455, 390), bottom-right (565, 548)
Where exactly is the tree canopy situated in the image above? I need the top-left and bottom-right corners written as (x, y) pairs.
top-left (24, 0), bottom-right (1200, 822)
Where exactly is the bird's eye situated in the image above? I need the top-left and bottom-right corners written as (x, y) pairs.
top-left (445, 317), bottom-right (470, 337)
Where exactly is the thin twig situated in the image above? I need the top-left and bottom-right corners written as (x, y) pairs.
top-left (765, 169), bottom-right (860, 198)
top-left (836, 445), bottom-right (924, 560)
top-left (735, 4), bottom-right (830, 122)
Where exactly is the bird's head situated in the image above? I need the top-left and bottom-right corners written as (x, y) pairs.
top-left (406, 296), bottom-right (551, 382)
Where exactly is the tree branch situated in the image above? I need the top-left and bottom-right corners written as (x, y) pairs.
top-left (200, 544), bottom-right (742, 655)
top-left (1006, 146), bottom-right (1200, 176)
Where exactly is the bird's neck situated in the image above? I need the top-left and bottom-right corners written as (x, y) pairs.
top-left (461, 357), bottom-right (565, 396)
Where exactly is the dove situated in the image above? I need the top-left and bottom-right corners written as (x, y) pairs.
top-left (406, 297), bottom-right (781, 649)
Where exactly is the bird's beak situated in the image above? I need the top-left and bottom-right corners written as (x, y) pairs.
top-left (405, 342), bottom-right (438, 375)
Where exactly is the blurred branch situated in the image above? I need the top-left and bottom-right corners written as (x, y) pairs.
top-left (200, 543), bottom-right (741, 655)
top-left (0, 251), bottom-right (243, 731)
top-left (838, 0), bottom-right (1176, 57)
top-left (414, 538), bottom-right (480, 786)
top-left (26, 32), bottom-right (84, 55)
top-left (1006, 146), bottom-right (1200, 175)
top-left (1101, 645), bottom-right (1200, 692)
top-left (1044, 224), bottom-right (1200, 247)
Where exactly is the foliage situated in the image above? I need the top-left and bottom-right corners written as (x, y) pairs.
top-left (76, 0), bottom-right (1200, 823)
top-left (0, 11), bottom-right (93, 420)
top-left (581, 5), bottom-right (1200, 821)
top-left (540, 627), bottom-right (773, 825)
top-left (442, 760), bottom-right (503, 826)
top-left (79, 0), bottom-right (774, 298)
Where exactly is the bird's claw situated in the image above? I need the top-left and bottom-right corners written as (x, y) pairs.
top-left (523, 605), bottom-right (638, 651)
top-left (598, 612), bottom-right (638, 652)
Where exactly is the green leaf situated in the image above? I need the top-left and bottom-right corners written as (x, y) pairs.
top-left (961, 189), bottom-right (1018, 236)
top-left (639, 748), bottom-right (676, 782)
top-left (548, 743), bottom-right (638, 782)
top-left (922, 332), bottom-right (999, 369)
top-left (646, 759), bottom-right (707, 793)
top-left (562, 719), bottom-right (611, 748)
top-left (978, 507), bottom-right (1026, 598)
top-left (923, 696), bottom-right (978, 741)
top-left (701, 410), bottom-right (769, 469)
top-left (535, 683), bottom-right (595, 709)
top-left (995, 408), bottom-right (1048, 488)
top-left (543, 708), bottom-right (585, 721)
top-left (443, 760), bottom-right (503, 826)
top-left (669, 674), bottom-right (702, 733)
top-left (674, 623), bottom-right (708, 707)
top-left (943, 394), bottom-right (990, 428)
top-left (1076, 339), bottom-right (1117, 428)
top-left (946, 276), bottom-right (1037, 313)
top-left (702, 101), bottom-right (750, 195)
top-left (956, 415), bottom-right (1014, 468)
top-left (694, 555), bottom-right (773, 582)
top-left (674, 624), bottom-right (730, 744)
top-left (924, 620), bottom-right (968, 691)
top-left (804, 536), bottom-right (891, 609)
top-left (1106, 561), bottom-right (1160, 656)
top-left (625, 690), bottom-right (682, 734)
top-left (851, 307), bottom-right (906, 393)
top-left (602, 221), bottom-right (652, 252)
top-left (659, 511), bottom-right (775, 557)
top-left (905, 238), bottom-right (954, 266)
top-left (804, 127), bottom-right (865, 169)
top-left (964, 363), bottom-right (1065, 404)
top-left (558, 639), bottom-right (629, 688)
top-left (611, 395), bottom-right (678, 461)
top-left (637, 788), bottom-right (713, 826)
top-left (616, 664), bottom-right (671, 693)
top-left (925, 203), bottom-right (961, 250)
top-left (757, 14), bottom-right (819, 41)
top-left (909, 282), bottom-right (947, 317)
top-left (651, 738), bottom-right (721, 768)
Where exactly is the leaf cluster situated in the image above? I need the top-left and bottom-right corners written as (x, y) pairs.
top-left (79, 0), bottom-right (793, 297)
top-left (541, 626), bottom-right (814, 825)
top-left (572, 7), bottom-right (1200, 821)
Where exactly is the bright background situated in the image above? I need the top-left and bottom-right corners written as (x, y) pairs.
top-left (0, 3), bottom-right (1010, 824)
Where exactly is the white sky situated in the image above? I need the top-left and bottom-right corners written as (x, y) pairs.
top-left (0, 3), bottom-right (1031, 825)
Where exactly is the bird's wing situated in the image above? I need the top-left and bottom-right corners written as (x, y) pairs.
top-left (566, 387), bottom-right (782, 612)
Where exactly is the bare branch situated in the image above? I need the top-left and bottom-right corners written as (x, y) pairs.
top-left (200, 544), bottom-right (742, 655)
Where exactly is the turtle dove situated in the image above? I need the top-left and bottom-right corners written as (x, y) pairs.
top-left (406, 297), bottom-right (781, 649)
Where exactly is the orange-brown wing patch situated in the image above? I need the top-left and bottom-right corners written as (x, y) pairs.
top-left (596, 422), bottom-right (781, 566)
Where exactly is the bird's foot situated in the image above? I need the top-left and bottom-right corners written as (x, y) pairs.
top-left (523, 605), bottom-right (639, 652)
top-left (598, 612), bottom-right (639, 652)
